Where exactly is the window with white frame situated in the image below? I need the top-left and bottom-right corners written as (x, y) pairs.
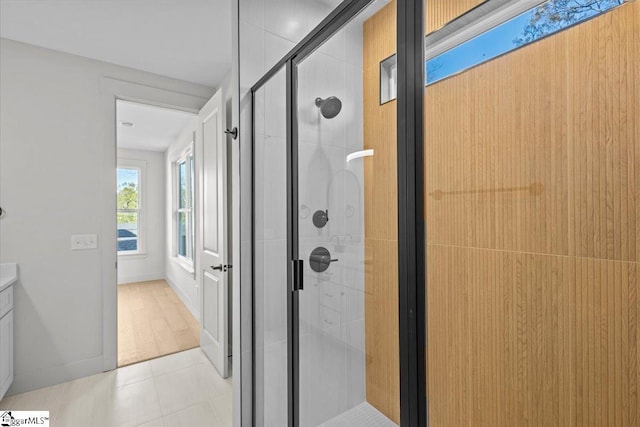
top-left (117, 160), bottom-right (145, 254)
top-left (175, 147), bottom-right (195, 264)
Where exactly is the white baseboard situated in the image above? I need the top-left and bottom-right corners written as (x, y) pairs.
top-left (117, 272), bottom-right (164, 285)
top-left (165, 276), bottom-right (200, 322)
top-left (7, 355), bottom-right (104, 396)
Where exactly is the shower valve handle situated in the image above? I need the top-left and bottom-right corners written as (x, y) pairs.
top-left (309, 247), bottom-right (338, 273)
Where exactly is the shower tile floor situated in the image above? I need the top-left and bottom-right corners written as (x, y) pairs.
top-left (319, 402), bottom-right (397, 427)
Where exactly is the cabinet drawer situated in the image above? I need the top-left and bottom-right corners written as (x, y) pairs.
top-left (0, 286), bottom-right (13, 318)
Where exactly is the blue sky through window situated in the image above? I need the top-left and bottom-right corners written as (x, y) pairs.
top-left (117, 168), bottom-right (138, 190)
top-left (426, 0), bottom-right (623, 84)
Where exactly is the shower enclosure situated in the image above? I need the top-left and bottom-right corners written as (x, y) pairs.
top-left (243, 0), bottom-right (638, 425)
top-left (251, 0), bottom-right (414, 425)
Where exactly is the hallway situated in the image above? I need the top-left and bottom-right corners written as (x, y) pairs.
top-left (118, 280), bottom-right (200, 367)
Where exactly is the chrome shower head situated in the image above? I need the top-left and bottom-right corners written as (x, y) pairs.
top-left (315, 96), bottom-right (342, 119)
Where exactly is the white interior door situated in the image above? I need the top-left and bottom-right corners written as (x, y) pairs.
top-left (198, 89), bottom-right (230, 378)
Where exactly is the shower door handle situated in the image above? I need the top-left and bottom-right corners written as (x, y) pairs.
top-left (292, 259), bottom-right (304, 291)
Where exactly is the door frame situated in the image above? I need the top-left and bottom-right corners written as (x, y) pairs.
top-left (101, 77), bottom-right (210, 371)
top-left (248, 0), bottom-right (426, 424)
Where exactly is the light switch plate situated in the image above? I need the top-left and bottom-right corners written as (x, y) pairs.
top-left (71, 234), bottom-right (98, 250)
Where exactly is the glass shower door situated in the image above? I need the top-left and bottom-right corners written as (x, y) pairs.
top-left (253, 66), bottom-right (289, 427)
top-left (293, 1), bottom-right (399, 425)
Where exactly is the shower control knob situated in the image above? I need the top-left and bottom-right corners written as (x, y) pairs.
top-left (309, 247), bottom-right (338, 273)
top-left (312, 210), bottom-right (329, 228)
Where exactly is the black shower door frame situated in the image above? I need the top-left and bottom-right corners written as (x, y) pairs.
top-left (250, 0), bottom-right (425, 425)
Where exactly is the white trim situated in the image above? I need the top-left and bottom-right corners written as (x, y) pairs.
top-left (8, 355), bottom-right (103, 396)
top-left (425, 0), bottom-right (547, 60)
top-left (117, 252), bottom-right (148, 259)
top-left (117, 273), bottom-right (164, 285)
top-left (171, 141), bottom-right (196, 266)
top-left (101, 77), bottom-right (209, 372)
top-left (170, 256), bottom-right (196, 277)
top-left (165, 275), bottom-right (200, 321)
top-left (230, 0), bottom-right (244, 418)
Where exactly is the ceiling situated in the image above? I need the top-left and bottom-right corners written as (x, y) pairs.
top-left (0, 0), bottom-right (231, 87)
top-left (116, 100), bottom-right (195, 152)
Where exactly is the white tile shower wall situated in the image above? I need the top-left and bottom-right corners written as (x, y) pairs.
top-left (241, 0), bottom-right (365, 425)
top-left (253, 69), bottom-right (289, 427)
top-left (296, 18), bottom-right (365, 426)
top-left (240, 0), bottom-right (365, 426)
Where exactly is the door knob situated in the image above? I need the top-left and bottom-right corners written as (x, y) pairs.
top-left (225, 128), bottom-right (238, 139)
top-left (211, 264), bottom-right (232, 272)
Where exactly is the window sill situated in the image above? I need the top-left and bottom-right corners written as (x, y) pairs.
top-left (117, 252), bottom-right (147, 260)
top-left (171, 257), bottom-right (195, 277)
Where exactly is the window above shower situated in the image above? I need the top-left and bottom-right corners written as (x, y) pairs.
top-left (425, 0), bottom-right (626, 85)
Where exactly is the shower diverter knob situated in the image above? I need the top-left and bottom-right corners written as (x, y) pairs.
top-left (309, 246), bottom-right (338, 273)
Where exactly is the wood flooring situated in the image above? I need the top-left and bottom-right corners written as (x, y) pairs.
top-left (118, 280), bottom-right (200, 367)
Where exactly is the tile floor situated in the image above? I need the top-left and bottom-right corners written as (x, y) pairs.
top-left (0, 348), bottom-right (232, 427)
top-left (320, 402), bottom-right (397, 427)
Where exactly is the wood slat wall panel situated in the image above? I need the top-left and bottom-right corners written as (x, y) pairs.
top-left (567, 2), bottom-right (639, 263)
top-left (423, 2), bottom-right (640, 426)
top-left (363, 1), bottom-right (638, 425)
top-left (363, 1), bottom-right (400, 423)
top-left (427, 246), bottom-right (639, 426)
top-left (425, 0), bottom-right (485, 34)
top-left (425, 31), bottom-right (569, 255)
top-left (364, 238), bottom-right (400, 423)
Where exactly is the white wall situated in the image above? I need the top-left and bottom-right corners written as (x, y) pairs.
top-left (164, 118), bottom-right (200, 319)
top-left (0, 38), bottom-right (214, 394)
top-left (117, 148), bottom-right (166, 285)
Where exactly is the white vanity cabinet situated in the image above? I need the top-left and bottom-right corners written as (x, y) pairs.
top-left (0, 308), bottom-right (13, 399)
top-left (0, 263), bottom-right (16, 401)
